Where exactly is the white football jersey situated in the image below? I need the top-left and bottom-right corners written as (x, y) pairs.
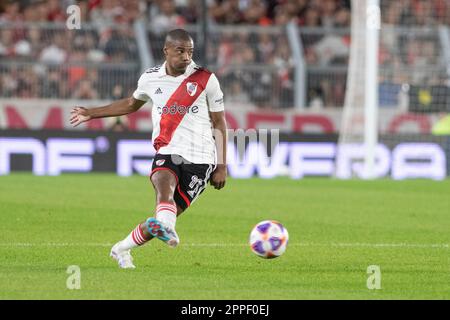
top-left (132, 61), bottom-right (225, 164)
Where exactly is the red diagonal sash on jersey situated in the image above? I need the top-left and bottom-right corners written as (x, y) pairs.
top-left (154, 69), bottom-right (212, 151)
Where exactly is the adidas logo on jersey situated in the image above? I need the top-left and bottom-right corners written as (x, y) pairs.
top-left (155, 88), bottom-right (163, 94)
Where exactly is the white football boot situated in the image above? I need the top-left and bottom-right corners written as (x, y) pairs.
top-left (110, 241), bottom-right (136, 269)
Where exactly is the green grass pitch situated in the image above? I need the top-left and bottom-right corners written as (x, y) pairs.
top-left (0, 174), bottom-right (449, 299)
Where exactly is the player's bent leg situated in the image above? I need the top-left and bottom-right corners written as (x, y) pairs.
top-left (148, 170), bottom-right (181, 247)
top-left (110, 168), bottom-right (185, 268)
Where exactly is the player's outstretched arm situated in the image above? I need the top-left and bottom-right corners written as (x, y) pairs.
top-left (70, 97), bottom-right (146, 127)
top-left (210, 111), bottom-right (227, 190)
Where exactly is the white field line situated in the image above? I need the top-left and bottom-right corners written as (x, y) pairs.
top-left (0, 242), bottom-right (448, 248)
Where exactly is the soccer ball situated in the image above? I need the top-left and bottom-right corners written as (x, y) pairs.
top-left (249, 220), bottom-right (289, 259)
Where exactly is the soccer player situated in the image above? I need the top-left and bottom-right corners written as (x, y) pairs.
top-left (70, 29), bottom-right (227, 269)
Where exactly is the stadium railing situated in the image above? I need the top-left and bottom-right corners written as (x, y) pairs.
top-left (0, 21), bottom-right (349, 110)
top-left (2, 22), bottom-right (448, 112)
top-left (144, 24), bottom-right (352, 110)
top-left (145, 24), bottom-right (295, 109)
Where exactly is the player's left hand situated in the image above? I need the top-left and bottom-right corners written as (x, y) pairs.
top-left (210, 165), bottom-right (227, 190)
top-left (70, 106), bottom-right (91, 127)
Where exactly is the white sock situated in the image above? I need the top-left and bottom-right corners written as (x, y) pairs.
top-left (118, 224), bottom-right (147, 251)
top-left (155, 202), bottom-right (177, 230)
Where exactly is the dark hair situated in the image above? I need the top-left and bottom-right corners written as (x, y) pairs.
top-left (165, 29), bottom-right (193, 45)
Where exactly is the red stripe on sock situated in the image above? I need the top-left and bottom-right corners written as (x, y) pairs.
top-left (136, 226), bottom-right (146, 243)
top-left (158, 201), bottom-right (175, 207)
top-left (157, 205), bottom-right (176, 211)
top-left (131, 229), bottom-right (139, 245)
top-left (133, 229), bottom-right (141, 244)
top-left (156, 209), bottom-right (177, 215)
top-left (132, 226), bottom-right (145, 245)
top-left (157, 203), bottom-right (177, 211)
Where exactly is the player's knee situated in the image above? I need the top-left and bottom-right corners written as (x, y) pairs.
top-left (151, 170), bottom-right (177, 186)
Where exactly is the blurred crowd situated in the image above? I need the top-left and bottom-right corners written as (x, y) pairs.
top-left (0, 0), bottom-right (448, 109)
top-left (0, 0), bottom-right (141, 100)
top-left (379, 0), bottom-right (450, 109)
top-left (382, 0), bottom-right (449, 26)
top-left (0, 0), bottom-right (352, 27)
top-left (0, 0), bottom-right (353, 107)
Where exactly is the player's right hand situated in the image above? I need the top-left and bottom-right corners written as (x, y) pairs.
top-left (70, 106), bottom-right (91, 127)
top-left (210, 164), bottom-right (227, 190)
